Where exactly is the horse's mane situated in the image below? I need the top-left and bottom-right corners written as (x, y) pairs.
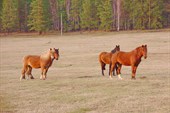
top-left (111, 48), bottom-right (117, 53)
top-left (133, 46), bottom-right (144, 58)
top-left (40, 49), bottom-right (52, 60)
top-left (111, 45), bottom-right (119, 53)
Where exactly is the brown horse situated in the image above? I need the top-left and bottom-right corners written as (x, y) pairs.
top-left (109, 45), bottom-right (147, 79)
top-left (20, 48), bottom-right (59, 80)
top-left (99, 45), bottom-right (120, 76)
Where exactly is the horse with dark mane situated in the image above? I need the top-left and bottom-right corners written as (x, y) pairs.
top-left (99, 45), bottom-right (120, 76)
top-left (20, 48), bottom-right (59, 80)
top-left (109, 45), bottom-right (147, 79)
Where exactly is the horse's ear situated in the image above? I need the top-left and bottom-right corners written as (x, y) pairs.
top-left (145, 45), bottom-right (147, 47)
top-left (50, 48), bottom-right (52, 50)
top-left (142, 45), bottom-right (144, 47)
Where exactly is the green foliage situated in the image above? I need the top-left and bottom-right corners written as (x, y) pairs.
top-left (122, 0), bottom-right (164, 30)
top-left (80, 0), bottom-right (99, 30)
top-left (97, 0), bottom-right (113, 31)
top-left (149, 0), bottom-right (163, 29)
top-left (1, 0), bottom-right (18, 32)
top-left (58, 0), bottom-right (69, 32)
top-left (0, 0), bottom-right (168, 33)
top-left (0, 0), bottom-right (3, 32)
top-left (69, 0), bottom-right (82, 31)
top-left (28, 0), bottom-right (50, 34)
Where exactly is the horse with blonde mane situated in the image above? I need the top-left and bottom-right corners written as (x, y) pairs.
top-left (20, 48), bottom-right (59, 80)
top-left (109, 45), bottom-right (147, 80)
top-left (99, 45), bottom-right (120, 76)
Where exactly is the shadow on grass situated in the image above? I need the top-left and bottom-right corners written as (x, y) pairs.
top-left (70, 108), bottom-right (92, 113)
top-left (77, 76), bottom-right (95, 78)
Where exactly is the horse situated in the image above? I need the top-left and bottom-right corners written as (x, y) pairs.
top-left (99, 45), bottom-right (120, 76)
top-left (109, 45), bottom-right (147, 80)
top-left (20, 48), bottom-right (59, 80)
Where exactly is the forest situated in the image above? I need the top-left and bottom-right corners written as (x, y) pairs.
top-left (0, 0), bottom-right (170, 34)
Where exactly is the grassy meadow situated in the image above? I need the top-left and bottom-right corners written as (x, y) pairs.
top-left (0, 31), bottom-right (170, 113)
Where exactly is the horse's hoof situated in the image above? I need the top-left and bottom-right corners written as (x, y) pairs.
top-left (131, 77), bottom-right (136, 80)
top-left (20, 77), bottom-right (22, 81)
top-left (118, 74), bottom-right (123, 80)
top-left (30, 76), bottom-right (34, 79)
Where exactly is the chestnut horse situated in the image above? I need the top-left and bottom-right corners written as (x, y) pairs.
top-left (99, 45), bottom-right (120, 76)
top-left (109, 45), bottom-right (147, 79)
top-left (20, 48), bottom-right (59, 80)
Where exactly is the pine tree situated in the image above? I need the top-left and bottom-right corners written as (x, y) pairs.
top-left (0, 0), bottom-right (3, 32)
top-left (97, 0), bottom-right (113, 31)
top-left (49, 0), bottom-right (59, 31)
top-left (28, 0), bottom-right (50, 34)
top-left (18, 0), bottom-right (32, 32)
top-left (57, 0), bottom-right (68, 32)
top-left (69, 0), bottom-right (82, 31)
top-left (147, 0), bottom-right (163, 29)
top-left (80, 0), bottom-right (98, 30)
top-left (1, 0), bottom-right (18, 33)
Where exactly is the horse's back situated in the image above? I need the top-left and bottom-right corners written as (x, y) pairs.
top-left (23, 55), bottom-right (41, 68)
top-left (99, 52), bottom-right (112, 64)
top-left (116, 51), bottom-right (134, 66)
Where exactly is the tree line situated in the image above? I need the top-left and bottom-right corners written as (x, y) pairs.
top-left (0, 0), bottom-right (169, 34)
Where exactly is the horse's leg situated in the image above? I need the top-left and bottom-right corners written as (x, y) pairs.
top-left (27, 66), bottom-right (34, 79)
top-left (109, 63), bottom-right (111, 76)
top-left (100, 62), bottom-right (105, 76)
top-left (109, 63), bottom-right (116, 79)
top-left (41, 66), bottom-right (47, 80)
top-left (44, 68), bottom-right (49, 79)
top-left (112, 64), bottom-right (117, 76)
top-left (117, 64), bottom-right (123, 80)
top-left (131, 65), bottom-right (137, 80)
top-left (40, 67), bottom-right (44, 80)
top-left (20, 65), bottom-right (28, 80)
top-left (102, 63), bottom-right (106, 76)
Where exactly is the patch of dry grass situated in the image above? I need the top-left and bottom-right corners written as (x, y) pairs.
top-left (0, 31), bottom-right (170, 113)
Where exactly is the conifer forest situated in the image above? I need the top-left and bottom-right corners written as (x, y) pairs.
top-left (0, 0), bottom-right (170, 34)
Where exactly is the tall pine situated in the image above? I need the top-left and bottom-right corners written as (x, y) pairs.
top-left (80, 0), bottom-right (99, 30)
top-left (69, 0), bottom-right (82, 31)
top-left (97, 0), bottom-right (113, 31)
top-left (0, 0), bottom-right (3, 32)
top-left (28, 0), bottom-right (50, 34)
top-left (1, 0), bottom-right (18, 33)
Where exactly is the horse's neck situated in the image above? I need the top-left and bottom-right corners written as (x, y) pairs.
top-left (41, 52), bottom-right (52, 61)
top-left (134, 48), bottom-right (143, 59)
top-left (111, 49), bottom-right (116, 53)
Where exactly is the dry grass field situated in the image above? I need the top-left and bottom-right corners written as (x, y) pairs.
top-left (0, 31), bottom-right (170, 113)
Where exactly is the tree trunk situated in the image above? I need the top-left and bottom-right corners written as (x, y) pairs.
top-left (148, 0), bottom-right (151, 29)
top-left (117, 0), bottom-right (121, 31)
top-left (112, 0), bottom-right (117, 30)
top-left (49, 0), bottom-right (59, 30)
top-left (66, 0), bottom-right (71, 19)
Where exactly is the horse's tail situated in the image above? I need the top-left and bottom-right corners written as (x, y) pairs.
top-left (20, 56), bottom-right (29, 80)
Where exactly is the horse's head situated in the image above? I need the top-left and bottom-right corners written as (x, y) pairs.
top-left (50, 48), bottom-right (59, 60)
top-left (116, 45), bottom-right (120, 51)
top-left (141, 45), bottom-right (147, 59)
top-left (111, 45), bottom-right (120, 53)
